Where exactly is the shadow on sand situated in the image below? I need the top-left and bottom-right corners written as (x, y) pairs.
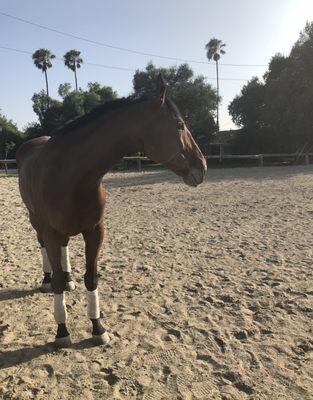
top-left (0, 288), bottom-right (40, 302)
top-left (0, 338), bottom-right (102, 370)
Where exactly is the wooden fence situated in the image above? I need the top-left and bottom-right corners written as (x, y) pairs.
top-left (0, 159), bottom-right (17, 174)
top-left (1, 153), bottom-right (313, 173)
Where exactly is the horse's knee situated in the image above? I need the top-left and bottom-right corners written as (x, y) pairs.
top-left (51, 271), bottom-right (66, 293)
top-left (84, 272), bottom-right (98, 291)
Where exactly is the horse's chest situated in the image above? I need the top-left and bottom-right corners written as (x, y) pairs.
top-left (49, 194), bottom-right (105, 236)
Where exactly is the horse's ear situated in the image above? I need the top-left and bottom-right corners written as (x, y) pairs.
top-left (156, 73), bottom-right (166, 105)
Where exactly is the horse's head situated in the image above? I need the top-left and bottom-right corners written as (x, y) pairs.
top-left (142, 75), bottom-right (207, 187)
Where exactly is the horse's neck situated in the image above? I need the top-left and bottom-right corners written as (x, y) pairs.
top-left (56, 110), bottom-right (144, 187)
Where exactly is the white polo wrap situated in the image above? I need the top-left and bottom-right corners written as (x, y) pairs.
top-left (61, 246), bottom-right (71, 272)
top-left (86, 289), bottom-right (100, 319)
top-left (41, 247), bottom-right (52, 273)
top-left (53, 293), bottom-right (67, 324)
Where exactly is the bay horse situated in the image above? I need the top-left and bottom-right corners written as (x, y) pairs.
top-left (16, 75), bottom-right (207, 347)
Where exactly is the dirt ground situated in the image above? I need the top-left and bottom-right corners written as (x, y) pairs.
top-left (0, 166), bottom-right (312, 400)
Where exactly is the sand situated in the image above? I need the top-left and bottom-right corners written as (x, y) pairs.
top-left (0, 166), bottom-right (312, 400)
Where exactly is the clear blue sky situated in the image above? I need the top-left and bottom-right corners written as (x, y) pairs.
top-left (1, 0), bottom-right (313, 130)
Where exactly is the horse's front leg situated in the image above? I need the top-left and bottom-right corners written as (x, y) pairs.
top-left (83, 222), bottom-right (110, 346)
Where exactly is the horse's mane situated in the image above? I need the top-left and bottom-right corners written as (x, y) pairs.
top-left (52, 94), bottom-right (182, 136)
top-left (53, 96), bottom-right (148, 136)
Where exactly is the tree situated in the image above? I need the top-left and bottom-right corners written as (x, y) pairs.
top-left (87, 82), bottom-right (118, 102)
top-left (32, 48), bottom-right (56, 96)
top-left (83, 92), bottom-right (102, 113)
top-left (64, 50), bottom-right (83, 91)
top-left (32, 90), bottom-right (52, 126)
top-left (229, 78), bottom-right (265, 129)
top-left (0, 112), bottom-right (24, 159)
top-left (58, 83), bottom-right (72, 99)
top-left (228, 21), bottom-right (313, 154)
top-left (133, 63), bottom-right (217, 149)
top-left (205, 38), bottom-right (226, 132)
top-left (24, 122), bottom-right (44, 139)
top-left (32, 90), bottom-right (63, 133)
top-left (31, 82), bottom-right (119, 135)
top-left (133, 62), bottom-right (193, 98)
top-left (61, 91), bottom-right (87, 121)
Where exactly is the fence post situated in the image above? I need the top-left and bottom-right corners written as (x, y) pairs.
top-left (305, 154), bottom-right (309, 166)
top-left (137, 157), bottom-right (142, 172)
top-left (258, 155), bottom-right (264, 167)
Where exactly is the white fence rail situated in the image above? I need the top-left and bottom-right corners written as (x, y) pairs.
top-left (1, 153), bottom-right (313, 174)
top-left (206, 153), bottom-right (313, 167)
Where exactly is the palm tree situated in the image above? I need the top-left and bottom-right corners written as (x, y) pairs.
top-left (205, 38), bottom-right (226, 132)
top-left (64, 50), bottom-right (83, 91)
top-left (32, 48), bottom-right (56, 97)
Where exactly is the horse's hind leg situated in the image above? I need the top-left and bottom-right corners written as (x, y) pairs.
top-left (38, 234), bottom-right (53, 292)
top-left (59, 241), bottom-right (76, 291)
top-left (82, 222), bottom-right (110, 346)
top-left (39, 240), bottom-right (75, 292)
top-left (32, 225), bottom-right (75, 292)
top-left (43, 228), bottom-right (72, 347)
top-left (28, 213), bottom-right (52, 292)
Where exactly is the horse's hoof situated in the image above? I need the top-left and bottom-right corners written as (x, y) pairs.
top-left (54, 335), bottom-right (72, 348)
top-left (65, 281), bottom-right (76, 291)
top-left (40, 282), bottom-right (52, 293)
top-left (92, 331), bottom-right (110, 346)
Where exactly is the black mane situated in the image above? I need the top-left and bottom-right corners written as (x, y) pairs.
top-left (53, 96), bottom-right (147, 136)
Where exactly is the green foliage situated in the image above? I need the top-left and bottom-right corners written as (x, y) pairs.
top-left (31, 91), bottom-right (64, 132)
top-left (0, 112), bottom-right (24, 158)
top-left (229, 21), bottom-right (313, 154)
top-left (31, 90), bottom-right (52, 125)
top-left (62, 91), bottom-right (86, 121)
top-left (83, 92), bottom-right (102, 113)
top-left (24, 122), bottom-right (44, 139)
top-left (31, 82), bottom-right (117, 135)
top-left (58, 83), bottom-right (72, 99)
top-left (229, 78), bottom-right (265, 129)
top-left (133, 63), bottom-right (217, 147)
top-left (87, 82), bottom-right (118, 102)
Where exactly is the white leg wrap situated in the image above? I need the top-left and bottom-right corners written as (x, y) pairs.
top-left (41, 247), bottom-right (52, 273)
top-left (61, 247), bottom-right (71, 273)
top-left (86, 289), bottom-right (100, 319)
top-left (53, 293), bottom-right (67, 324)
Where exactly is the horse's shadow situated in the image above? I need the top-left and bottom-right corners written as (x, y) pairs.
top-left (0, 339), bottom-right (98, 370)
top-left (0, 288), bottom-right (39, 302)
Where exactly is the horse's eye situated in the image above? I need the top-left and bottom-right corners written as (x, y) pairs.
top-left (178, 121), bottom-right (184, 131)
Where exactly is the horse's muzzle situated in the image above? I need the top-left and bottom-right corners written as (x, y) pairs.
top-left (183, 165), bottom-right (207, 187)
